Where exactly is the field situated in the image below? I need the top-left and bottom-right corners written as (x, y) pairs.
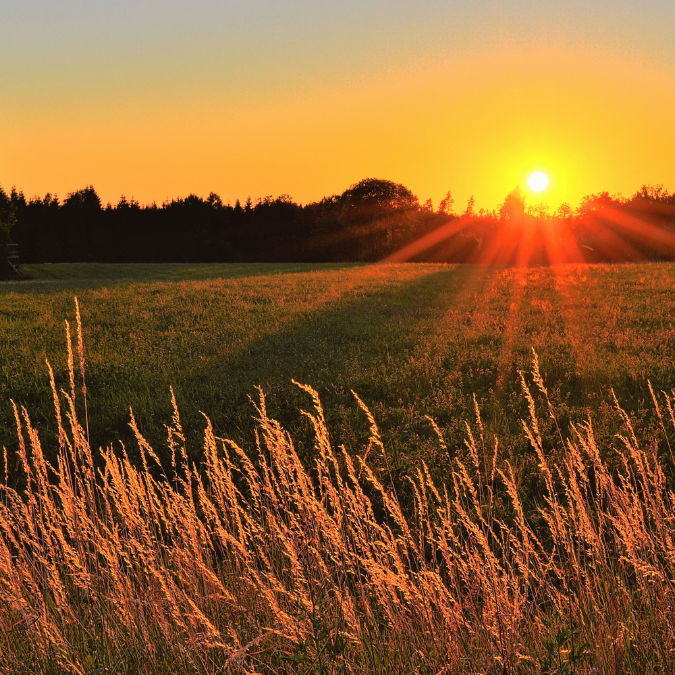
top-left (2, 261), bottom-right (675, 673)
top-left (1, 262), bottom-right (674, 481)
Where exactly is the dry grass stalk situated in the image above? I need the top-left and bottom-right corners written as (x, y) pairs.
top-left (0, 306), bottom-right (674, 674)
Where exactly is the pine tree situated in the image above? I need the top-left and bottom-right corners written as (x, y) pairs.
top-left (463, 195), bottom-right (475, 217)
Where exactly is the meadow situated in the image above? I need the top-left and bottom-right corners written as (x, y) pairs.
top-left (1, 262), bottom-right (673, 485)
top-left (2, 261), bottom-right (675, 673)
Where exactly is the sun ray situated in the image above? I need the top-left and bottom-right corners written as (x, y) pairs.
top-left (381, 218), bottom-right (473, 262)
top-left (602, 204), bottom-right (675, 256)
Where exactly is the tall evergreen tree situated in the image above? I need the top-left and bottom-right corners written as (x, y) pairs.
top-left (0, 186), bottom-right (16, 272)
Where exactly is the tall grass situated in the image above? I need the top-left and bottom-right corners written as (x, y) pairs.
top-left (1, 305), bottom-right (674, 674)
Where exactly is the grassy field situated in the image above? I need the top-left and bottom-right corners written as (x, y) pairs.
top-left (3, 261), bottom-right (675, 673)
top-left (2, 261), bottom-right (675, 485)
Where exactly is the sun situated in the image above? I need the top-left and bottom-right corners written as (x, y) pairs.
top-left (528, 171), bottom-right (549, 192)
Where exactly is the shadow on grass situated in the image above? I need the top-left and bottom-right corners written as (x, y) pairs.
top-left (102, 267), bottom-right (466, 468)
top-left (4, 262), bottom-right (670, 495)
top-left (1, 262), bottom-right (364, 295)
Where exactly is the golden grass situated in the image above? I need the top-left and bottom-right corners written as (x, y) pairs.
top-left (1, 302), bottom-right (675, 674)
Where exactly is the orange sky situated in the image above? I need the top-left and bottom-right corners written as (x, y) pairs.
top-left (2, 1), bottom-right (674, 211)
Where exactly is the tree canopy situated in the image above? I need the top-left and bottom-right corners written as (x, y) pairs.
top-left (0, 186), bottom-right (15, 253)
top-left (341, 178), bottom-right (419, 213)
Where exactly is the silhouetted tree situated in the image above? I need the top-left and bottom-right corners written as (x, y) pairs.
top-left (207, 192), bottom-right (223, 209)
top-left (632, 184), bottom-right (673, 204)
top-left (499, 188), bottom-right (525, 221)
top-left (464, 195), bottom-right (475, 217)
top-left (59, 186), bottom-right (104, 261)
top-left (576, 191), bottom-right (620, 217)
top-left (337, 178), bottom-right (421, 260)
top-left (0, 186), bottom-right (16, 274)
top-left (438, 191), bottom-right (454, 216)
top-left (341, 178), bottom-right (418, 216)
top-left (7, 178), bottom-right (675, 267)
top-left (554, 202), bottom-right (573, 220)
top-left (527, 202), bottom-right (550, 220)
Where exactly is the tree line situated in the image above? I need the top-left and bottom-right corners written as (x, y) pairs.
top-left (1, 178), bottom-right (674, 273)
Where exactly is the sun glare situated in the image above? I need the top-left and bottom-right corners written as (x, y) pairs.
top-left (528, 171), bottom-right (549, 192)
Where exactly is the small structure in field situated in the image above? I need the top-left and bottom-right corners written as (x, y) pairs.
top-left (4, 242), bottom-right (22, 279)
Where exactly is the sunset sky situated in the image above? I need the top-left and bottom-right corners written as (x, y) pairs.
top-left (2, 1), bottom-right (674, 211)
